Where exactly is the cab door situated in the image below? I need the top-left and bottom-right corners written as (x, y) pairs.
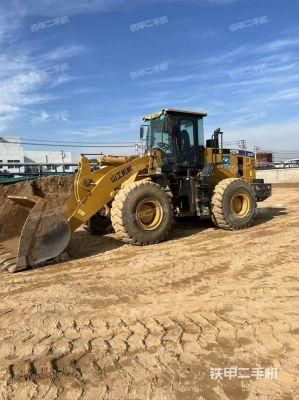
top-left (175, 117), bottom-right (199, 168)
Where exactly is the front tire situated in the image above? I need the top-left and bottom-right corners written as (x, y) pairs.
top-left (211, 178), bottom-right (256, 230)
top-left (111, 180), bottom-right (173, 245)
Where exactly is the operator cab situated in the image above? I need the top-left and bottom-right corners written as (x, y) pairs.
top-left (140, 109), bottom-right (207, 173)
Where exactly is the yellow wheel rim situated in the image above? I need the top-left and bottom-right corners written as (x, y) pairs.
top-left (230, 193), bottom-right (251, 218)
top-left (136, 198), bottom-right (164, 231)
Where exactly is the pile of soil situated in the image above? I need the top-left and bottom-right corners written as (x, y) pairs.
top-left (0, 175), bottom-right (75, 208)
top-left (0, 175), bottom-right (75, 240)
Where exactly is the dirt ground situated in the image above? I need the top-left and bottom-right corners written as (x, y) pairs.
top-left (0, 183), bottom-right (298, 400)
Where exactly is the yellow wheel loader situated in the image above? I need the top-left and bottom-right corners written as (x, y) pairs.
top-left (0, 109), bottom-right (271, 272)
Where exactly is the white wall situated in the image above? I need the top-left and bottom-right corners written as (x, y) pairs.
top-left (0, 137), bottom-right (74, 173)
top-left (256, 168), bottom-right (299, 183)
top-left (25, 150), bottom-right (73, 172)
top-left (0, 137), bottom-right (24, 172)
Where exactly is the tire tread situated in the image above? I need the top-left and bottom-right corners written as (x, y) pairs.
top-left (111, 180), bottom-right (173, 245)
top-left (211, 178), bottom-right (256, 231)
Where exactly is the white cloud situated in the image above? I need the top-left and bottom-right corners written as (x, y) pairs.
top-left (199, 29), bottom-right (218, 39)
top-left (258, 38), bottom-right (299, 53)
top-left (194, 38), bottom-right (299, 68)
top-left (44, 45), bottom-right (87, 61)
top-left (266, 88), bottom-right (299, 102)
top-left (30, 110), bottom-right (70, 126)
top-left (0, 53), bottom-right (31, 80)
top-left (0, 0), bottom-right (86, 133)
top-left (1, 0), bottom-right (126, 19)
top-left (31, 110), bottom-right (50, 126)
top-left (0, 72), bottom-right (43, 102)
top-left (223, 119), bottom-right (299, 151)
top-left (1, 0), bottom-right (239, 22)
top-left (201, 45), bottom-right (251, 65)
top-left (0, 10), bottom-right (22, 45)
top-left (0, 52), bottom-right (75, 128)
top-left (0, 70), bottom-right (42, 130)
top-left (0, 104), bottom-right (20, 115)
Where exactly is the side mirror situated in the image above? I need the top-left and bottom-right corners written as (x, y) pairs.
top-left (140, 126), bottom-right (144, 139)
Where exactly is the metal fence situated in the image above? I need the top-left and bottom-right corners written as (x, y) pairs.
top-left (255, 162), bottom-right (299, 170)
top-left (0, 162), bottom-right (79, 184)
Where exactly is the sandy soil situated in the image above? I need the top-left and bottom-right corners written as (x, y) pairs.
top-left (0, 184), bottom-right (298, 400)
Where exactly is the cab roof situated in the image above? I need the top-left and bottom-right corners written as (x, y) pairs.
top-left (144, 109), bottom-right (208, 121)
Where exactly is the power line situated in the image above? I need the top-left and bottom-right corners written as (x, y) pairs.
top-left (20, 138), bottom-right (137, 145)
top-left (2, 138), bottom-right (299, 153)
top-left (3, 140), bottom-right (136, 148)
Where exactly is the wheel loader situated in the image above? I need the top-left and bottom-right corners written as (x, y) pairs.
top-left (0, 109), bottom-right (271, 272)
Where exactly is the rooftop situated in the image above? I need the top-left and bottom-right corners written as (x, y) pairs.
top-left (144, 109), bottom-right (208, 120)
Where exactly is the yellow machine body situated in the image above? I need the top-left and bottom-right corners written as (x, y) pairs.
top-left (0, 108), bottom-right (268, 273)
top-left (204, 148), bottom-right (256, 184)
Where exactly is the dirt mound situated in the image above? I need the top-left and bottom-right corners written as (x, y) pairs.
top-left (0, 175), bottom-right (75, 207)
top-left (0, 175), bottom-right (75, 242)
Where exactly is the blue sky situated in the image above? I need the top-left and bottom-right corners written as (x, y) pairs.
top-left (0, 0), bottom-right (299, 159)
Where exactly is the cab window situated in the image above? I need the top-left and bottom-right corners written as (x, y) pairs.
top-left (178, 119), bottom-right (197, 166)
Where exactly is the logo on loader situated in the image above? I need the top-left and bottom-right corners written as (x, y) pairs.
top-left (222, 155), bottom-right (231, 168)
top-left (111, 166), bottom-right (133, 183)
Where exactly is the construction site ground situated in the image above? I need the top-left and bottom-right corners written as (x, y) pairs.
top-left (0, 180), bottom-right (298, 400)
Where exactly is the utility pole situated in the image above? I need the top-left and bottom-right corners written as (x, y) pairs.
top-left (61, 149), bottom-right (66, 173)
top-left (238, 140), bottom-right (247, 150)
top-left (253, 146), bottom-right (260, 161)
top-left (44, 153), bottom-right (48, 172)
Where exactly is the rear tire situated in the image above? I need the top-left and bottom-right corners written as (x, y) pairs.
top-left (211, 178), bottom-right (256, 230)
top-left (111, 180), bottom-right (173, 245)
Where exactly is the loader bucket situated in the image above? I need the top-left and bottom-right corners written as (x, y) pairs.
top-left (0, 196), bottom-right (71, 273)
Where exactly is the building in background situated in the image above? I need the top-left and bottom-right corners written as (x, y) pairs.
top-left (256, 152), bottom-right (273, 166)
top-left (25, 150), bottom-right (73, 172)
top-left (0, 136), bottom-right (73, 174)
top-left (0, 137), bottom-right (24, 173)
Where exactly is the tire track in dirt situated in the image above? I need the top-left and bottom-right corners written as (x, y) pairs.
top-left (2, 313), bottom-right (296, 400)
top-left (0, 186), bottom-right (298, 399)
top-left (0, 315), bottom-right (229, 399)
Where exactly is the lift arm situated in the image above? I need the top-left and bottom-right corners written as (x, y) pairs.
top-left (66, 155), bottom-right (151, 232)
